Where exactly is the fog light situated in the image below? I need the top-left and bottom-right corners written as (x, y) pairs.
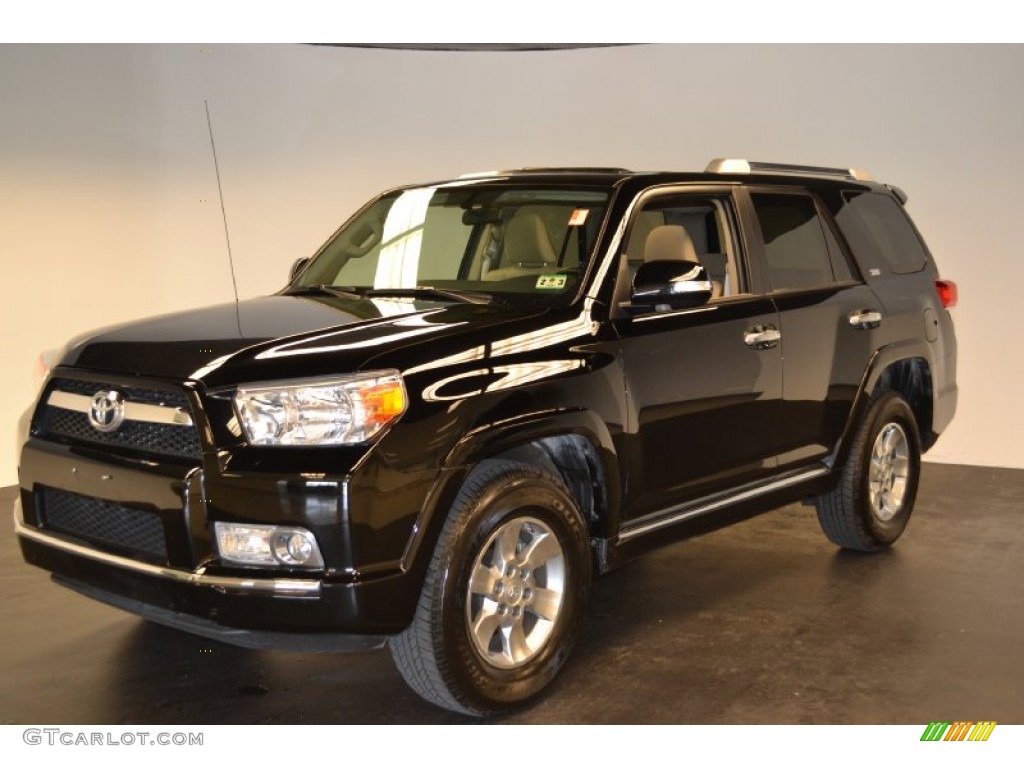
top-left (276, 531), bottom-right (314, 564)
top-left (214, 523), bottom-right (324, 569)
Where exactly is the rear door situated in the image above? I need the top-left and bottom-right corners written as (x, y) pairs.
top-left (740, 187), bottom-right (886, 470)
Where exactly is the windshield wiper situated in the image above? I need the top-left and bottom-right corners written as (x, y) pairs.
top-left (284, 284), bottom-right (367, 300)
top-left (365, 286), bottom-right (492, 305)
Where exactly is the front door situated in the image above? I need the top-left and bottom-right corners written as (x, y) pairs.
top-left (613, 189), bottom-right (783, 521)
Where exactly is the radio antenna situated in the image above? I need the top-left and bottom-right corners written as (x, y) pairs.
top-left (204, 100), bottom-right (240, 306)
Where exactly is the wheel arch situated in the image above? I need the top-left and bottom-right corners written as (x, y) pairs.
top-left (830, 342), bottom-right (937, 470)
top-left (400, 409), bottom-right (621, 578)
top-left (872, 357), bottom-right (934, 449)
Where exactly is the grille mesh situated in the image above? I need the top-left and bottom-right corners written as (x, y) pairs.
top-left (41, 408), bottom-right (201, 458)
top-left (35, 378), bottom-right (201, 460)
top-left (40, 488), bottom-right (169, 563)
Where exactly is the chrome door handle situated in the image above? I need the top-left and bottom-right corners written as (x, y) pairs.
top-left (848, 309), bottom-right (882, 329)
top-left (744, 325), bottom-right (781, 350)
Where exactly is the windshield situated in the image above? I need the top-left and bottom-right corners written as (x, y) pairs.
top-left (296, 183), bottom-right (611, 304)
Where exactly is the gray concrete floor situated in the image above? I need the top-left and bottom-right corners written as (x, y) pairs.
top-left (1, 463), bottom-right (1021, 725)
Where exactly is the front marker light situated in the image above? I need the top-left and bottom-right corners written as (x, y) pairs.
top-left (215, 522), bottom-right (324, 568)
top-left (233, 371), bottom-right (407, 446)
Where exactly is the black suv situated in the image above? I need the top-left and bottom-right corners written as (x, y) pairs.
top-left (15, 160), bottom-right (958, 715)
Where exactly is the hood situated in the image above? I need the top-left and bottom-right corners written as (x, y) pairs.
top-left (62, 294), bottom-right (546, 386)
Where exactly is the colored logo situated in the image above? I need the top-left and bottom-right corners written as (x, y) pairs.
top-left (920, 721), bottom-right (996, 742)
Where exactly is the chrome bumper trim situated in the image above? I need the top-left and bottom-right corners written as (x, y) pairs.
top-left (12, 498), bottom-right (321, 597)
top-left (47, 390), bottom-right (194, 427)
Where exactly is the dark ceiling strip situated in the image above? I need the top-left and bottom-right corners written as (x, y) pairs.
top-left (310, 43), bottom-right (635, 52)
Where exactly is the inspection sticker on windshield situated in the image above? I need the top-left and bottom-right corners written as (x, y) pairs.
top-left (536, 274), bottom-right (568, 289)
top-left (567, 208), bottom-right (589, 227)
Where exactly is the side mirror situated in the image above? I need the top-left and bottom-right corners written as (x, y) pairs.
top-left (629, 260), bottom-right (713, 313)
top-left (289, 257), bottom-right (311, 282)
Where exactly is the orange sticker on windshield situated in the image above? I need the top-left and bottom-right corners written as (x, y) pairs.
top-left (568, 209), bottom-right (589, 227)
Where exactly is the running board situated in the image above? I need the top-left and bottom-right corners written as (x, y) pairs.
top-left (617, 467), bottom-right (829, 543)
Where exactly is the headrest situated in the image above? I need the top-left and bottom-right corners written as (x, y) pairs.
top-left (504, 210), bottom-right (556, 265)
top-left (644, 224), bottom-right (698, 263)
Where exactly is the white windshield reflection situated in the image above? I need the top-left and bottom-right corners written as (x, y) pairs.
top-left (374, 188), bottom-right (434, 289)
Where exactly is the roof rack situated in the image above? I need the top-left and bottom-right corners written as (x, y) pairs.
top-left (457, 167), bottom-right (632, 179)
top-left (513, 167), bottom-right (633, 174)
top-left (705, 158), bottom-right (874, 182)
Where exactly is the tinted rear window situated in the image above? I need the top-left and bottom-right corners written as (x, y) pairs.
top-left (750, 193), bottom-right (835, 290)
top-left (836, 192), bottom-right (929, 274)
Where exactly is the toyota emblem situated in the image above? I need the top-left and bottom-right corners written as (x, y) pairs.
top-left (88, 390), bottom-right (126, 433)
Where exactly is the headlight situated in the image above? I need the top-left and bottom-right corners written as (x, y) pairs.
top-left (232, 371), bottom-right (407, 446)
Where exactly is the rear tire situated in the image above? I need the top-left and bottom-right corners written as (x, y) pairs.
top-left (389, 460), bottom-right (591, 716)
top-left (814, 390), bottom-right (922, 551)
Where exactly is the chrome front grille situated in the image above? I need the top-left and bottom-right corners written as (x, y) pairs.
top-left (38, 487), bottom-right (169, 564)
top-left (33, 377), bottom-right (201, 460)
top-left (42, 377), bottom-right (191, 407)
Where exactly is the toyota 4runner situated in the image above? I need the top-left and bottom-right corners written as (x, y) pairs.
top-left (14, 159), bottom-right (958, 715)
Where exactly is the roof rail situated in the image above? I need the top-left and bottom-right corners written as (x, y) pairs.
top-left (705, 158), bottom-right (874, 182)
top-left (513, 166), bottom-right (633, 174)
top-left (458, 167), bottom-right (632, 179)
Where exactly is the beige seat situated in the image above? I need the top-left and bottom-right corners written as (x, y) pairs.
top-left (626, 211), bottom-right (665, 265)
top-left (643, 224), bottom-right (722, 298)
top-left (482, 210), bottom-right (557, 281)
top-left (644, 224), bottom-right (699, 263)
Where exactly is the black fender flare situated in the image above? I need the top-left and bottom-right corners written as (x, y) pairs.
top-left (398, 408), bottom-right (622, 575)
top-left (828, 339), bottom-right (936, 470)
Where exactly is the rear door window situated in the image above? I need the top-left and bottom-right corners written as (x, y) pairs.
top-left (750, 193), bottom-right (835, 291)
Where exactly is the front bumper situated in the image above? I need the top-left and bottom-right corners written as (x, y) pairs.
top-left (14, 467), bottom-right (425, 644)
top-left (15, 495), bottom-right (408, 646)
top-left (15, 497), bottom-right (321, 597)
top-left (54, 573), bottom-right (386, 653)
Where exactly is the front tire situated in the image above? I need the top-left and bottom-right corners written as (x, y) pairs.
top-left (814, 390), bottom-right (922, 551)
top-left (389, 460), bottom-right (591, 716)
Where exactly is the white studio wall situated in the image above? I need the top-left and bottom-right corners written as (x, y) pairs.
top-left (1, 43), bottom-right (1021, 484)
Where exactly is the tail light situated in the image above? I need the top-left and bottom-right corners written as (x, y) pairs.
top-left (934, 279), bottom-right (958, 309)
